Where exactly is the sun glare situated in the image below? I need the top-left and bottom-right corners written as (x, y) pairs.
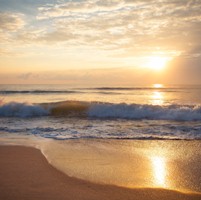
top-left (151, 156), bottom-right (167, 187)
top-left (146, 56), bottom-right (169, 71)
top-left (151, 91), bottom-right (164, 105)
top-left (153, 84), bottom-right (163, 88)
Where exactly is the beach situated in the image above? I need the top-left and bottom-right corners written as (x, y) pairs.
top-left (0, 145), bottom-right (201, 200)
top-left (0, 85), bottom-right (201, 199)
top-left (1, 0), bottom-right (201, 198)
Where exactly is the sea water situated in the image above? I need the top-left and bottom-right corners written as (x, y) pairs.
top-left (0, 84), bottom-right (201, 193)
top-left (0, 84), bottom-right (201, 140)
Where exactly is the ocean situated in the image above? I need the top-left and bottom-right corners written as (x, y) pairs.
top-left (1, 84), bottom-right (201, 193)
top-left (0, 84), bottom-right (201, 140)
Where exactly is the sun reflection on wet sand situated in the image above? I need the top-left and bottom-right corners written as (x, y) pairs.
top-left (151, 156), bottom-right (167, 188)
top-left (42, 140), bottom-right (201, 193)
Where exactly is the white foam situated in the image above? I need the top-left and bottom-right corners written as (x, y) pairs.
top-left (0, 102), bottom-right (49, 117)
top-left (1, 101), bottom-right (201, 121)
top-left (88, 103), bottom-right (201, 121)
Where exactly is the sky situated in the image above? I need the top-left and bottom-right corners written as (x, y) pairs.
top-left (0, 0), bottom-right (201, 85)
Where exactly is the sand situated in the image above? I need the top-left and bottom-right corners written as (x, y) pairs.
top-left (0, 145), bottom-right (201, 200)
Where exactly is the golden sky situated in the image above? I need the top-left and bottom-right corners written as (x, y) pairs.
top-left (0, 0), bottom-right (201, 85)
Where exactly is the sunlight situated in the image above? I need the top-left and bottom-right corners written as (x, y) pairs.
top-left (151, 91), bottom-right (164, 105)
top-left (145, 56), bottom-right (169, 71)
top-left (153, 84), bottom-right (163, 88)
top-left (151, 156), bottom-right (167, 187)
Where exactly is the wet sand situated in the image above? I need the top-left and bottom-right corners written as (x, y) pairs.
top-left (0, 145), bottom-right (201, 200)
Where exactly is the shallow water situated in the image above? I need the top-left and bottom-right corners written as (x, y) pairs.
top-left (41, 139), bottom-right (201, 193)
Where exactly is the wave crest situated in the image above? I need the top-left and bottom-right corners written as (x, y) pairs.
top-left (88, 103), bottom-right (201, 121)
top-left (0, 101), bottom-right (201, 121)
top-left (0, 102), bottom-right (49, 117)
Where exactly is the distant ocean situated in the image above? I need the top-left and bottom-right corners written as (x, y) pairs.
top-left (0, 84), bottom-right (201, 140)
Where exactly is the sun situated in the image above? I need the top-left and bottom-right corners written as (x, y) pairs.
top-left (145, 56), bottom-right (169, 71)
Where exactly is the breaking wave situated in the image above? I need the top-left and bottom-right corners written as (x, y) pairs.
top-left (0, 101), bottom-right (201, 121)
top-left (0, 102), bottom-right (49, 117)
top-left (88, 103), bottom-right (201, 121)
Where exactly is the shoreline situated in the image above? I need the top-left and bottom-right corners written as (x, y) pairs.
top-left (0, 145), bottom-right (201, 200)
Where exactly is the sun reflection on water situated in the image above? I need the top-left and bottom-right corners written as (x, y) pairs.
top-left (151, 156), bottom-right (167, 187)
top-left (153, 84), bottom-right (163, 88)
top-left (151, 91), bottom-right (164, 105)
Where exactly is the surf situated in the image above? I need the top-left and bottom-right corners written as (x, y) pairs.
top-left (0, 100), bottom-right (201, 121)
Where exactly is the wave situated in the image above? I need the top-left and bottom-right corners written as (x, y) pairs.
top-left (0, 90), bottom-right (79, 94)
top-left (0, 101), bottom-right (201, 121)
top-left (1, 125), bottom-right (201, 140)
top-left (0, 87), bottom-right (185, 94)
top-left (88, 103), bottom-right (201, 121)
top-left (86, 87), bottom-right (179, 91)
top-left (0, 102), bottom-right (49, 117)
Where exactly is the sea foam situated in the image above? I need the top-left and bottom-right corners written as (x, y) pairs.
top-left (0, 102), bottom-right (49, 117)
top-left (88, 103), bottom-right (201, 121)
top-left (0, 101), bottom-right (201, 121)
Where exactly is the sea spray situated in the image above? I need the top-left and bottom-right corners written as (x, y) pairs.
top-left (88, 103), bottom-right (201, 121)
top-left (0, 101), bottom-right (201, 121)
top-left (0, 102), bottom-right (49, 117)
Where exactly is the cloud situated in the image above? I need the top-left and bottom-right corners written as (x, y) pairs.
top-left (18, 72), bottom-right (34, 80)
top-left (37, 0), bottom-right (125, 19)
top-left (0, 48), bottom-right (9, 56)
top-left (37, 0), bottom-right (201, 20)
top-left (33, 0), bottom-right (201, 50)
top-left (5, 67), bottom-right (157, 85)
top-left (0, 12), bottom-right (25, 31)
top-left (1, 0), bottom-right (201, 77)
top-left (3, 0), bottom-right (200, 51)
top-left (0, 48), bottom-right (15, 56)
top-left (0, 12), bottom-right (25, 47)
